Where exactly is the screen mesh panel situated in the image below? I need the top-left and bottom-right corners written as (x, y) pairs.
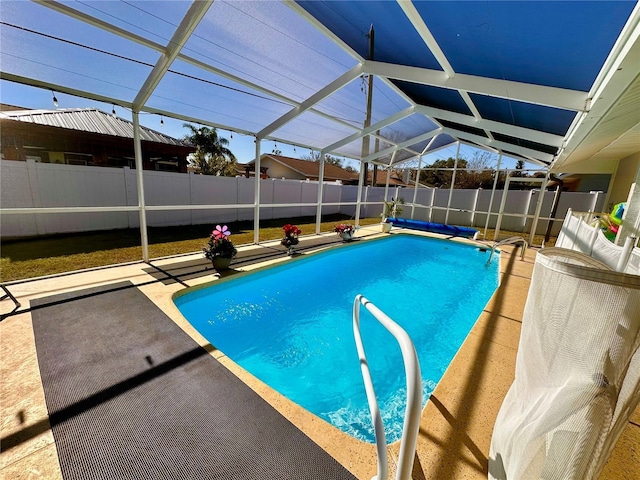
top-left (490, 248), bottom-right (640, 480)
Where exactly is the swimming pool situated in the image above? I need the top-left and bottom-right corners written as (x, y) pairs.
top-left (174, 234), bottom-right (499, 443)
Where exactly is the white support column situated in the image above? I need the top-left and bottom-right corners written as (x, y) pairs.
top-left (315, 152), bottom-right (326, 235)
top-left (355, 162), bottom-right (365, 225)
top-left (253, 138), bottom-right (261, 244)
top-left (429, 187), bottom-right (436, 222)
top-left (132, 111), bottom-right (149, 262)
top-left (591, 190), bottom-right (603, 213)
top-left (529, 172), bottom-right (550, 246)
top-left (494, 172), bottom-right (512, 241)
top-left (25, 159), bottom-right (44, 235)
top-left (132, 0), bottom-right (213, 111)
top-left (523, 190), bottom-right (535, 230)
top-left (411, 154), bottom-right (423, 219)
top-left (483, 153), bottom-right (502, 240)
top-left (383, 168), bottom-right (392, 203)
top-left (410, 134), bottom-right (439, 220)
top-left (383, 151), bottom-right (397, 205)
top-left (445, 142), bottom-right (461, 225)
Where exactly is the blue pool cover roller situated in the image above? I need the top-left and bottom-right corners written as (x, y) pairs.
top-left (390, 218), bottom-right (479, 240)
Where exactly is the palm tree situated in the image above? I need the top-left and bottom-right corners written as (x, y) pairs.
top-left (183, 124), bottom-right (237, 176)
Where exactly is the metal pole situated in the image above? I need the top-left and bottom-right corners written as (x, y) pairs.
top-left (253, 138), bottom-right (261, 244)
top-left (528, 172), bottom-right (549, 246)
top-left (544, 181), bottom-right (563, 244)
top-left (132, 111), bottom-right (149, 262)
top-left (411, 154), bottom-right (423, 219)
top-left (523, 190), bottom-right (535, 231)
top-left (383, 156), bottom-right (394, 202)
top-left (494, 171), bottom-right (511, 241)
top-left (483, 153), bottom-right (502, 240)
top-left (357, 25), bottom-right (374, 224)
top-left (445, 142), bottom-right (461, 225)
top-left (361, 25), bottom-right (375, 187)
top-left (315, 152), bottom-right (326, 234)
top-left (410, 134), bottom-right (439, 220)
top-left (429, 188), bottom-right (436, 222)
top-left (355, 162), bottom-right (365, 225)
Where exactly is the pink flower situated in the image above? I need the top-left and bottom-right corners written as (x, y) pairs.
top-left (212, 224), bottom-right (231, 239)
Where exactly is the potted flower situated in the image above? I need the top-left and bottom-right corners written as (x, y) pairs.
top-left (203, 224), bottom-right (237, 271)
top-left (381, 197), bottom-right (405, 232)
top-left (334, 223), bottom-right (356, 242)
top-left (281, 223), bottom-right (302, 255)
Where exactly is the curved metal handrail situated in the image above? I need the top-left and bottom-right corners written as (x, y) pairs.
top-left (486, 236), bottom-right (528, 265)
top-left (353, 294), bottom-right (422, 480)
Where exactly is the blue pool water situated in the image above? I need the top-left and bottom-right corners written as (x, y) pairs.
top-left (174, 235), bottom-right (498, 443)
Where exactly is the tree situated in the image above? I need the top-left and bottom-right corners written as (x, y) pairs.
top-left (510, 159), bottom-right (530, 189)
top-left (456, 151), bottom-right (498, 189)
top-left (183, 124), bottom-right (237, 176)
top-left (420, 157), bottom-right (469, 187)
top-left (512, 159), bottom-right (526, 177)
top-left (420, 152), bottom-right (507, 190)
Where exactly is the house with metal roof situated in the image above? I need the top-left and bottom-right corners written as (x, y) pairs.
top-left (0, 106), bottom-right (195, 172)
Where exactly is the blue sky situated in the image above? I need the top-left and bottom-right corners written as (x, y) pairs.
top-left (1, 79), bottom-right (532, 172)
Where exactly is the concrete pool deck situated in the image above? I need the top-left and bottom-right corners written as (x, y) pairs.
top-left (1, 225), bottom-right (638, 479)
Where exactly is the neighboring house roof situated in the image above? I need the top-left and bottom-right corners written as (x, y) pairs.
top-left (0, 108), bottom-right (191, 147)
top-left (250, 154), bottom-right (360, 182)
top-left (247, 154), bottom-right (410, 186)
top-left (367, 170), bottom-right (407, 187)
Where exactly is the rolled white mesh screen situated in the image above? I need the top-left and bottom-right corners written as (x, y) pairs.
top-left (555, 210), bottom-right (598, 255)
top-left (489, 248), bottom-right (640, 480)
top-left (626, 250), bottom-right (640, 275)
top-left (591, 229), bottom-right (625, 270)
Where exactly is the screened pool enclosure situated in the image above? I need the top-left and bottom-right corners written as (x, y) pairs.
top-left (1, 1), bottom-right (639, 260)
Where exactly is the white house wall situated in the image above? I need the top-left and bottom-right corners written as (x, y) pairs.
top-left (610, 152), bottom-right (640, 207)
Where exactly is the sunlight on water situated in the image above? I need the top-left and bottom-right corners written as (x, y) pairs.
top-left (175, 235), bottom-right (499, 443)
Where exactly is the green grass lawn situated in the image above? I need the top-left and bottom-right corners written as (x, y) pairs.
top-left (0, 215), bottom-right (381, 282)
top-left (1, 216), bottom-right (555, 283)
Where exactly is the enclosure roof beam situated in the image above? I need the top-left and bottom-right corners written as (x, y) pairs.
top-left (33, 0), bottom-right (165, 51)
top-left (132, 1), bottom-right (213, 111)
top-left (414, 105), bottom-right (564, 147)
top-left (257, 64), bottom-right (364, 140)
top-left (0, 73), bottom-right (133, 110)
top-left (397, 0), bottom-right (454, 77)
top-left (364, 60), bottom-right (588, 112)
top-left (363, 128), bottom-right (442, 163)
top-left (442, 128), bottom-right (555, 163)
top-left (323, 106), bottom-right (416, 155)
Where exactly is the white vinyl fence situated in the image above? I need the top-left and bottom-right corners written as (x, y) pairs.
top-left (1, 160), bottom-right (606, 239)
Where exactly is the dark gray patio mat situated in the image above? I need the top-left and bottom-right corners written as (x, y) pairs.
top-left (31, 282), bottom-right (357, 480)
